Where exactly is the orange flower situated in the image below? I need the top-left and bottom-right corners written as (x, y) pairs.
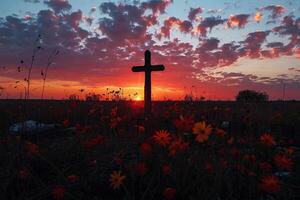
top-left (259, 162), bottom-right (272, 172)
top-left (163, 187), bottom-right (176, 199)
top-left (274, 153), bottom-right (293, 170)
top-left (52, 185), bottom-right (66, 200)
top-left (83, 135), bottom-right (105, 149)
top-left (259, 175), bottom-right (280, 193)
top-left (260, 133), bottom-right (276, 147)
top-left (192, 121), bottom-right (212, 143)
top-left (62, 119), bottom-right (70, 127)
top-left (215, 128), bottom-right (226, 138)
top-left (140, 143), bottom-right (152, 155)
top-left (25, 141), bottom-right (39, 155)
top-left (285, 147), bottom-right (296, 155)
top-left (227, 136), bottom-right (234, 145)
top-left (162, 164), bottom-right (171, 175)
top-left (243, 154), bottom-right (256, 163)
top-left (110, 106), bottom-right (118, 117)
top-left (109, 170), bottom-right (126, 190)
top-left (109, 117), bottom-right (122, 128)
top-left (135, 162), bottom-right (148, 176)
top-left (173, 115), bottom-right (194, 132)
top-left (135, 125), bottom-right (145, 133)
top-left (168, 137), bottom-right (188, 156)
top-left (67, 175), bottom-right (79, 183)
top-left (153, 130), bottom-right (171, 147)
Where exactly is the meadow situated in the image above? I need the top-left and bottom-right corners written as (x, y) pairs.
top-left (0, 100), bottom-right (299, 199)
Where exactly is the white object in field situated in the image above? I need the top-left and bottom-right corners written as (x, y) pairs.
top-left (9, 120), bottom-right (56, 134)
top-left (221, 121), bottom-right (230, 129)
top-left (274, 171), bottom-right (290, 177)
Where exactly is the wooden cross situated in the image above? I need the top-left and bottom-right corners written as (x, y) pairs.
top-left (132, 50), bottom-right (165, 118)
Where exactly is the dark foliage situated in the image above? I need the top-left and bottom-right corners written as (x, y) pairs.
top-left (236, 90), bottom-right (269, 102)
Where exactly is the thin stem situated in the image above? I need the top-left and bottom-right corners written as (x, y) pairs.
top-left (26, 35), bottom-right (41, 99)
top-left (41, 49), bottom-right (59, 99)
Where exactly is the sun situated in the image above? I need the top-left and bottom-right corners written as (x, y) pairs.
top-left (135, 96), bottom-right (142, 101)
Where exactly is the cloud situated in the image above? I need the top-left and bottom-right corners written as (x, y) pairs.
top-left (158, 17), bottom-right (192, 38)
top-left (65, 10), bottom-right (83, 29)
top-left (98, 2), bottom-right (150, 43)
top-left (261, 5), bottom-right (286, 19)
top-left (188, 7), bottom-right (203, 22)
top-left (273, 16), bottom-right (300, 36)
top-left (44, 0), bottom-right (71, 13)
top-left (239, 31), bottom-right (270, 58)
top-left (207, 8), bottom-right (223, 14)
top-left (24, 0), bottom-right (40, 3)
top-left (227, 14), bottom-right (250, 28)
top-left (141, 0), bottom-right (173, 16)
top-left (90, 7), bottom-right (97, 14)
top-left (195, 16), bottom-right (226, 36)
top-left (272, 16), bottom-right (300, 56)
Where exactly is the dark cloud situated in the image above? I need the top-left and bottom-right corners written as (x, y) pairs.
top-left (266, 42), bottom-right (284, 48)
top-left (89, 7), bottom-right (97, 14)
top-left (273, 16), bottom-right (300, 36)
top-left (227, 14), bottom-right (250, 28)
top-left (158, 17), bottom-right (192, 39)
top-left (141, 0), bottom-right (173, 15)
top-left (44, 0), bottom-right (72, 13)
top-left (188, 7), bottom-right (203, 22)
top-left (239, 31), bottom-right (270, 58)
top-left (261, 5), bottom-right (285, 19)
top-left (98, 2), bottom-right (150, 43)
top-left (272, 16), bottom-right (300, 56)
top-left (65, 10), bottom-right (83, 29)
top-left (198, 38), bottom-right (219, 51)
top-left (195, 16), bottom-right (227, 36)
top-left (24, 0), bottom-right (40, 3)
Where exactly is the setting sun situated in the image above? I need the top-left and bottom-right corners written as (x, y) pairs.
top-left (134, 96), bottom-right (142, 101)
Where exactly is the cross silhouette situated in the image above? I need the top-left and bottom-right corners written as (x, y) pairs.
top-left (132, 50), bottom-right (165, 118)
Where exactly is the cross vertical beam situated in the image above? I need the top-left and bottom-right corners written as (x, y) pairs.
top-left (132, 50), bottom-right (165, 119)
top-left (144, 50), bottom-right (151, 118)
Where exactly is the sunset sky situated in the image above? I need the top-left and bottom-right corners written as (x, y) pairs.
top-left (0, 0), bottom-right (300, 100)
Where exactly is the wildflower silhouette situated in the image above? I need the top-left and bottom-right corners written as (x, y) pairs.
top-left (168, 137), bottom-right (188, 156)
top-left (109, 170), bottom-right (126, 190)
top-left (153, 129), bottom-right (171, 147)
top-left (25, 141), bottom-right (39, 156)
top-left (140, 143), bottom-right (152, 155)
top-left (274, 153), bottom-right (293, 170)
top-left (192, 121), bottom-right (212, 143)
top-left (173, 115), bottom-right (194, 132)
top-left (52, 185), bottom-right (66, 200)
top-left (260, 133), bottom-right (276, 147)
top-left (259, 175), bottom-right (281, 193)
top-left (163, 187), bottom-right (176, 199)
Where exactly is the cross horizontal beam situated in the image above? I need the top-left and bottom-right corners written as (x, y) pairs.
top-left (132, 65), bottom-right (165, 72)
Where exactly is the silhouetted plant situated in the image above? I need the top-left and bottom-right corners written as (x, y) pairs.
top-left (69, 94), bottom-right (79, 101)
top-left (236, 89), bottom-right (269, 102)
top-left (85, 93), bottom-right (101, 101)
top-left (41, 49), bottom-right (59, 99)
top-left (23, 34), bottom-right (42, 99)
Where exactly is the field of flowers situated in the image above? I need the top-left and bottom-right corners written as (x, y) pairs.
top-left (0, 100), bottom-right (299, 200)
